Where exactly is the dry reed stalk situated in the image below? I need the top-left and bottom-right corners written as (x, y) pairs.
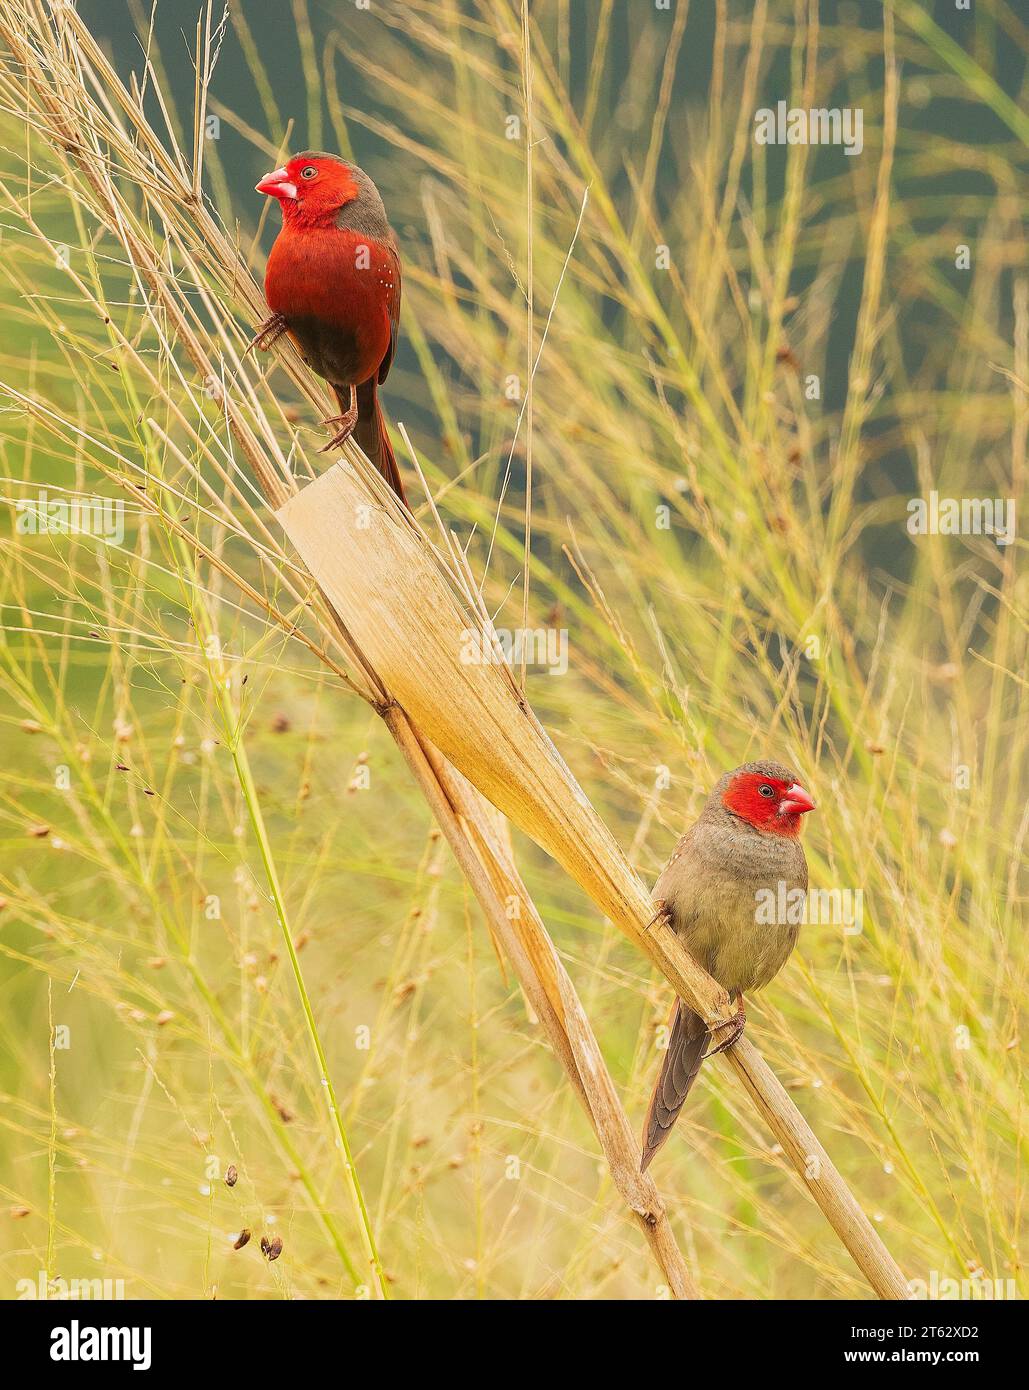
top-left (277, 465), bottom-right (735, 1020)
top-left (385, 714), bottom-right (697, 1298)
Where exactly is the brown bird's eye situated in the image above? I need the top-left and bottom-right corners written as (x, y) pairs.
top-left (758, 784), bottom-right (774, 797)
top-left (300, 165), bottom-right (318, 179)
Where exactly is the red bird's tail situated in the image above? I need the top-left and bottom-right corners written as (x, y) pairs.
top-left (640, 999), bottom-right (709, 1171)
top-left (350, 380), bottom-right (407, 506)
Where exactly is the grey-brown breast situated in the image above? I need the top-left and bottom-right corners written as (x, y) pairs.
top-left (654, 817), bottom-right (807, 996)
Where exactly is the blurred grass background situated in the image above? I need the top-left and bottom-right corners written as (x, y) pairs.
top-left (0, 0), bottom-right (1025, 1298)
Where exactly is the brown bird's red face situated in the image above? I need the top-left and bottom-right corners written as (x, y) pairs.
top-left (256, 154), bottom-right (358, 226)
top-left (722, 770), bottom-right (816, 836)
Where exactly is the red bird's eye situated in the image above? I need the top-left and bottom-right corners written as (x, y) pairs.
top-left (759, 785), bottom-right (774, 797)
top-left (300, 166), bottom-right (318, 180)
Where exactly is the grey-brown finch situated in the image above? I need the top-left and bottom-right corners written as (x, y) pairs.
top-left (641, 760), bottom-right (816, 1170)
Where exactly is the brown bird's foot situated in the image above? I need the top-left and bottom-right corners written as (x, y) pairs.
top-left (247, 312), bottom-right (288, 354)
top-left (705, 996), bottom-right (746, 1058)
top-left (646, 898), bottom-right (673, 933)
top-left (318, 386), bottom-right (358, 454)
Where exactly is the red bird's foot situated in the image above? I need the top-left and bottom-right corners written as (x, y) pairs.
top-left (705, 997), bottom-right (746, 1058)
top-left (318, 386), bottom-right (358, 454)
top-left (248, 312), bottom-right (288, 354)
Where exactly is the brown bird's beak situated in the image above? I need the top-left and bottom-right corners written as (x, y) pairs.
top-left (256, 167), bottom-right (297, 200)
top-left (780, 783), bottom-right (816, 816)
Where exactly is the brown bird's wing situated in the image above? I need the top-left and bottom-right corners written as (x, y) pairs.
top-left (640, 999), bottom-right (710, 1172)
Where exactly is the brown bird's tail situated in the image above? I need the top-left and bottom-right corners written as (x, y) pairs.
top-left (351, 379), bottom-right (408, 506)
top-left (641, 1000), bottom-right (710, 1171)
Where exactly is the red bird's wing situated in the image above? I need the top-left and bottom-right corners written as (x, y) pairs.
top-left (378, 243), bottom-right (401, 383)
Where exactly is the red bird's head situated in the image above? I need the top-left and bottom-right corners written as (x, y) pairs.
top-left (718, 761), bottom-right (816, 838)
top-left (256, 152), bottom-right (364, 228)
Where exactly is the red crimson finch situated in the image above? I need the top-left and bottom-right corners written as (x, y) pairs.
top-left (641, 760), bottom-right (816, 1170)
top-left (255, 152), bottom-right (406, 503)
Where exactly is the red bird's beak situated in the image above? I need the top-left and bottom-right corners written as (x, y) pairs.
top-left (780, 783), bottom-right (816, 816)
top-left (256, 167), bottom-right (297, 200)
